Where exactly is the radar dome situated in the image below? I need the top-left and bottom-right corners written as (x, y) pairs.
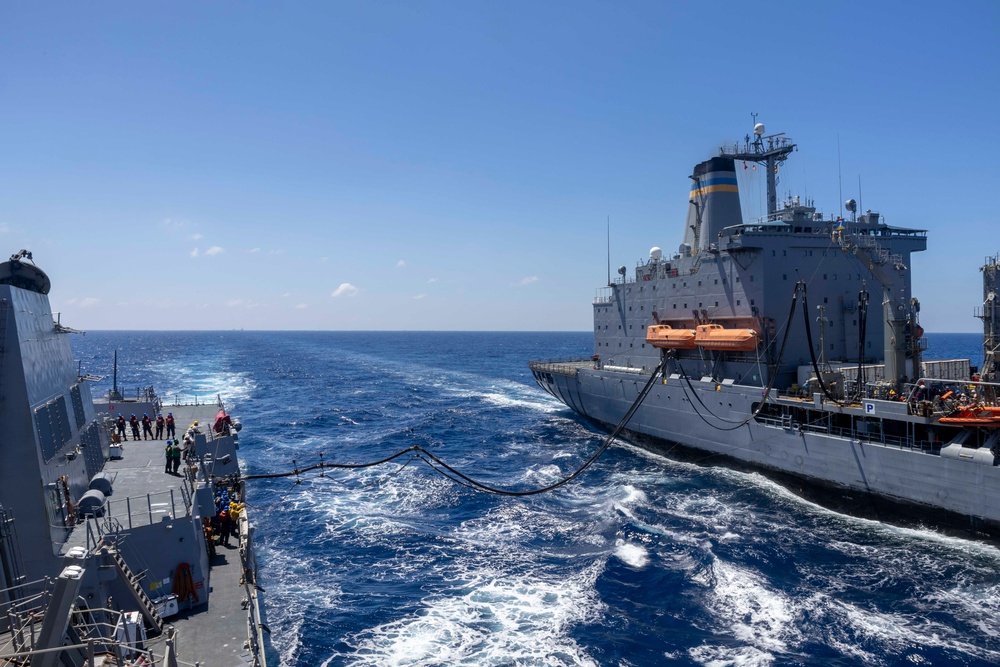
top-left (754, 123), bottom-right (765, 136)
top-left (649, 247), bottom-right (662, 260)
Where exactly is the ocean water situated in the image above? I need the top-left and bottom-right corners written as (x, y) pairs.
top-left (72, 331), bottom-right (1000, 667)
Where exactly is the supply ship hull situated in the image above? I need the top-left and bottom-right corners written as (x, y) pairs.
top-left (531, 124), bottom-right (1000, 534)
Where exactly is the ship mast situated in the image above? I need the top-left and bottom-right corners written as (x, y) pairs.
top-left (720, 118), bottom-right (796, 218)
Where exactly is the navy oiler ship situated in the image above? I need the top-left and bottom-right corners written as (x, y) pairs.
top-left (531, 123), bottom-right (1000, 534)
top-left (0, 251), bottom-right (268, 664)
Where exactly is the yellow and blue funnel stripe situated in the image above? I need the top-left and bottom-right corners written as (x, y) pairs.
top-left (689, 176), bottom-right (739, 198)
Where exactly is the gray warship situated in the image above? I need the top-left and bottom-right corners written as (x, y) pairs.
top-left (0, 250), bottom-right (269, 665)
top-left (531, 122), bottom-right (1000, 534)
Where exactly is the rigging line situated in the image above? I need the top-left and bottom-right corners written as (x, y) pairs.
top-left (244, 359), bottom-right (667, 496)
top-left (415, 358), bottom-right (667, 496)
top-left (671, 282), bottom-right (802, 433)
top-left (800, 282), bottom-right (849, 406)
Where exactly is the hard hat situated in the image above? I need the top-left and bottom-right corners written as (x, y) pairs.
top-left (193, 421), bottom-right (199, 426)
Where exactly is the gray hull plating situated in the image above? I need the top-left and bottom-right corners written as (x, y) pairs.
top-left (539, 367), bottom-right (1000, 527)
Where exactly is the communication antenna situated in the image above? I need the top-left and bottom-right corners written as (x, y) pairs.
top-left (838, 133), bottom-right (843, 219)
top-left (606, 216), bottom-right (611, 286)
top-left (858, 175), bottom-right (863, 218)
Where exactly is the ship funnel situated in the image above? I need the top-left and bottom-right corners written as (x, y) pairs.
top-left (682, 157), bottom-right (743, 253)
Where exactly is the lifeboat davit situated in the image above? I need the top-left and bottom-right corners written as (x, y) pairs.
top-left (938, 407), bottom-right (1000, 427)
top-left (694, 324), bottom-right (759, 351)
top-left (645, 324), bottom-right (696, 349)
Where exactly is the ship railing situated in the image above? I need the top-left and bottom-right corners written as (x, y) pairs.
top-left (529, 357), bottom-right (595, 377)
top-left (102, 485), bottom-right (193, 532)
top-left (754, 416), bottom-right (936, 452)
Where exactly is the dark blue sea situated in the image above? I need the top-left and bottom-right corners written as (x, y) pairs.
top-left (71, 331), bottom-right (1000, 667)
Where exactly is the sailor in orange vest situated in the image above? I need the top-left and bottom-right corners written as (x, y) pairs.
top-left (165, 412), bottom-right (176, 438)
top-left (155, 413), bottom-right (165, 439)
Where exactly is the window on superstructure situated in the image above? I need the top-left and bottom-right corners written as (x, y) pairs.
top-left (715, 301), bottom-right (719, 307)
top-left (673, 304), bottom-right (677, 309)
top-left (750, 299), bottom-right (755, 305)
top-left (683, 303), bottom-right (687, 308)
top-left (737, 300), bottom-right (741, 305)
top-left (783, 274), bottom-right (787, 280)
top-left (783, 250), bottom-right (787, 256)
top-left (736, 277), bottom-right (740, 283)
top-left (823, 274), bottom-right (827, 280)
top-left (824, 297), bottom-right (828, 304)
top-left (715, 279), bottom-right (718, 285)
top-left (698, 281), bottom-right (702, 286)
top-left (749, 275), bottom-right (754, 282)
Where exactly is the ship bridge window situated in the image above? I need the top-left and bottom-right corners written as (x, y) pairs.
top-left (698, 281), bottom-right (702, 286)
top-left (737, 300), bottom-right (741, 306)
top-left (673, 304), bottom-right (677, 309)
top-left (714, 279), bottom-right (718, 285)
top-left (824, 297), bottom-right (828, 304)
top-left (715, 301), bottom-right (719, 307)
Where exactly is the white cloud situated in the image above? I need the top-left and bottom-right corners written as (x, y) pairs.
top-left (413, 293), bottom-right (426, 300)
top-left (225, 299), bottom-right (263, 309)
top-left (331, 283), bottom-right (359, 298)
top-left (294, 303), bottom-right (309, 309)
top-left (515, 276), bottom-right (539, 286)
top-left (396, 260), bottom-right (406, 268)
top-left (281, 292), bottom-right (291, 298)
top-left (192, 232), bottom-right (204, 241)
top-left (79, 297), bottom-right (99, 308)
top-left (0, 222), bottom-right (10, 234)
top-left (205, 246), bottom-right (224, 256)
top-left (249, 248), bottom-right (261, 254)
top-left (190, 248), bottom-right (199, 258)
top-left (427, 277), bottom-right (438, 283)
top-left (320, 257), bottom-right (329, 263)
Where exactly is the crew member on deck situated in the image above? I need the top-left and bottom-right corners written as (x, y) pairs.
top-left (129, 414), bottom-right (140, 440)
top-left (164, 439), bottom-right (173, 473)
top-left (171, 439), bottom-right (182, 474)
top-left (116, 415), bottom-right (127, 441)
top-left (141, 413), bottom-right (153, 440)
top-left (155, 413), bottom-right (165, 439)
top-left (165, 412), bottom-right (176, 438)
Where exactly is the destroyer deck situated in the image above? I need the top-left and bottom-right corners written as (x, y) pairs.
top-left (64, 402), bottom-right (261, 666)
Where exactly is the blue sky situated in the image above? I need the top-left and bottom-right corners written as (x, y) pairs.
top-left (1, 1), bottom-right (997, 331)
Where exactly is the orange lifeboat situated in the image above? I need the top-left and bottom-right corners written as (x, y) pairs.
top-left (694, 324), bottom-right (759, 351)
top-left (939, 407), bottom-right (1000, 427)
top-left (645, 325), bottom-right (696, 349)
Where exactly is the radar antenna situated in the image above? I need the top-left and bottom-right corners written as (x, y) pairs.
top-left (721, 119), bottom-right (796, 217)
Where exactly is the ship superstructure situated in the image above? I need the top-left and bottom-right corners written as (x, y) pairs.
top-left (0, 251), bottom-right (269, 665)
top-left (531, 124), bottom-right (1000, 534)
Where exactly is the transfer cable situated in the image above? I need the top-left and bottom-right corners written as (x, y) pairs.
top-left (243, 357), bottom-right (666, 496)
